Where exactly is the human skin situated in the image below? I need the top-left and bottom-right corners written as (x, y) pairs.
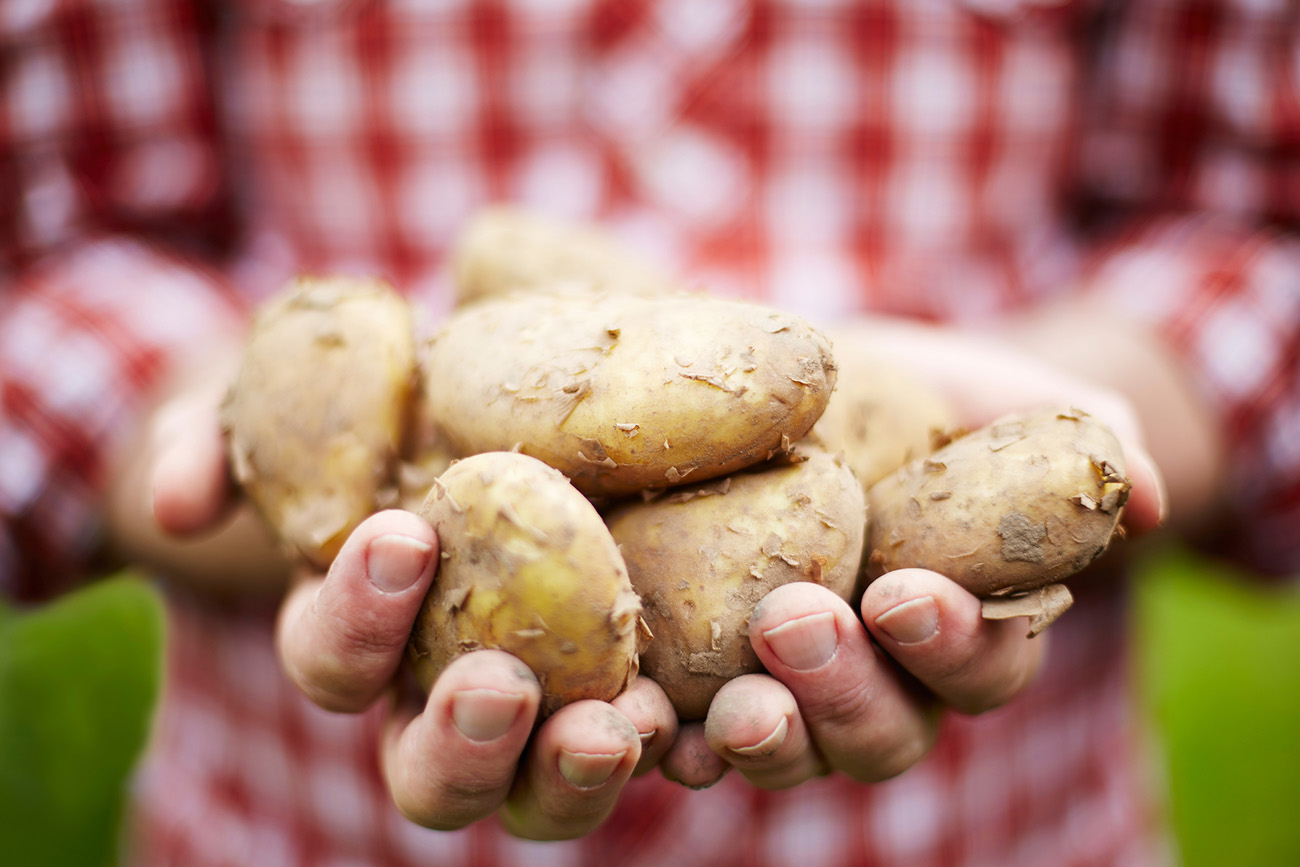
top-left (103, 296), bottom-right (1213, 840)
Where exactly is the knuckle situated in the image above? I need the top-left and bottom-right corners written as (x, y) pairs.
top-left (951, 655), bottom-right (1035, 715)
top-left (846, 725), bottom-right (935, 784)
top-left (394, 780), bottom-right (499, 832)
top-left (286, 611), bottom-right (407, 712)
top-left (804, 673), bottom-right (878, 732)
top-left (928, 632), bottom-right (1039, 716)
top-left (323, 604), bottom-right (409, 663)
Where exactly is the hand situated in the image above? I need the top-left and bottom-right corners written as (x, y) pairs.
top-left (132, 360), bottom-right (682, 840)
top-left (102, 341), bottom-right (289, 594)
top-left (275, 510), bottom-right (681, 839)
top-left (675, 316), bottom-right (1169, 790)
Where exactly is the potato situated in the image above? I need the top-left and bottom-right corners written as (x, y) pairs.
top-left (450, 206), bottom-right (673, 307)
top-left (811, 336), bottom-right (959, 490)
top-left (223, 276), bottom-right (417, 569)
top-left (864, 407), bottom-right (1130, 598)
top-left (408, 451), bottom-right (647, 715)
top-left (396, 372), bottom-right (462, 512)
top-left (604, 447), bottom-right (866, 720)
top-left (421, 290), bottom-right (837, 498)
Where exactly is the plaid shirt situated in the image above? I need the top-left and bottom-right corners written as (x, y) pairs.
top-left (3, 0), bottom-right (1297, 863)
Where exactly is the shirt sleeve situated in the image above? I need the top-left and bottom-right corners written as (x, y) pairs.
top-left (0, 0), bottom-right (243, 601)
top-left (1076, 1), bottom-right (1300, 577)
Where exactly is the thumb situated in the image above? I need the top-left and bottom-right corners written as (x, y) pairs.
top-left (150, 393), bottom-right (235, 536)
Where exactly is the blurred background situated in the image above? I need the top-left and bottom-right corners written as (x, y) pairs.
top-left (1134, 546), bottom-right (1300, 866)
top-left (2, 544), bottom-right (1297, 866)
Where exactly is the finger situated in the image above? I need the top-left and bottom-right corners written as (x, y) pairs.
top-left (862, 568), bottom-right (1048, 715)
top-left (498, 700), bottom-right (642, 841)
top-left (660, 722), bottom-right (729, 790)
top-left (277, 509), bottom-right (438, 713)
top-left (749, 582), bottom-right (939, 783)
top-left (704, 673), bottom-right (826, 789)
top-left (610, 677), bottom-right (679, 776)
top-left (150, 395), bottom-right (234, 535)
top-left (383, 650), bottom-right (541, 831)
top-left (1121, 443), bottom-right (1168, 534)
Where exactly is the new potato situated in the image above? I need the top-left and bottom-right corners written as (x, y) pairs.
top-left (450, 206), bottom-right (674, 307)
top-left (811, 336), bottom-right (959, 490)
top-left (865, 407), bottom-right (1130, 597)
top-left (408, 451), bottom-right (647, 715)
top-left (223, 276), bottom-right (417, 569)
top-left (604, 447), bottom-right (867, 720)
top-left (421, 291), bottom-right (838, 498)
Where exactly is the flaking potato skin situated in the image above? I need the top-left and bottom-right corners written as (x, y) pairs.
top-left (865, 407), bottom-right (1131, 597)
top-left (408, 451), bottom-right (646, 715)
top-left (603, 447), bottom-right (867, 720)
top-left (420, 290), bottom-right (838, 498)
top-left (223, 276), bottom-right (417, 569)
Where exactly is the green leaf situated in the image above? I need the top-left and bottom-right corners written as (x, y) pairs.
top-left (0, 575), bottom-right (165, 867)
top-left (1137, 548), bottom-right (1300, 867)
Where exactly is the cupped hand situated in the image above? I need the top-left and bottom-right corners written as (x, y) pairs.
top-left (690, 573), bottom-right (1045, 789)
top-left (684, 315), bottom-right (1169, 791)
top-left (137, 348), bottom-right (680, 840)
top-left (275, 510), bottom-right (680, 840)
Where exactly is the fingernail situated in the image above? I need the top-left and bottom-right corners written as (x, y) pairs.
top-left (367, 534), bottom-right (434, 594)
top-left (451, 689), bottom-right (526, 742)
top-left (730, 716), bottom-right (789, 758)
top-left (874, 596), bottom-right (939, 645)
top-left (762, 611), bottom-right (838, 671)
top-left (559, 749), bottom-right (627, 789)
top-left (1139, 448), bottom-right (1170, 526)
top-left (638, 730), bottom-right (656, 747)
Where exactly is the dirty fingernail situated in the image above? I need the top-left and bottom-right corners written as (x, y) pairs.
top-left (762, 611), bottom-right (839, 671)
top-left (452, 689), bottom-right (525, 742)
top-left (874, 596), bottom-right (940, 645)
top-left (367, 534), bottom-right (434, 594)
top-left (559, 749), bottom-right (627, 789)
top-left (730, 716), bottom-right (789, 758)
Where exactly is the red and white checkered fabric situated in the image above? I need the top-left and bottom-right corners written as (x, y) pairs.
top-left (3, 0), bottom-right (1297, 863)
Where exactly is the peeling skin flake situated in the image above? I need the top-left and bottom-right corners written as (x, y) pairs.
top-left (665, 465), bottom-right (696, 483)
top-left (987, 433), bottom-right (1026, 452)
top-left (446, 585), bottom-right (472, 610)
top-left (759, 314), bottom-right (791, 334)
top-left (679, 370), bottom-right (745, 396)
top-left (981, 583), bottom-right (1074, 637)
